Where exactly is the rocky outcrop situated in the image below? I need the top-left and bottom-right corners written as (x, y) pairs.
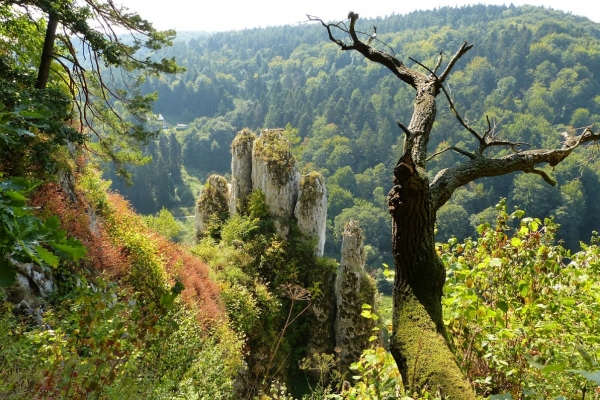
top-left (229, 129), bottom-right (256, 216)
top-left (294, 172), bottom-right (327, 256)
top-left (13, 260), bottom-right (55, 299)
top-left (216, 129), bottom-right (329, 252)
top-left (334, 220), bottom-right (378, 373)
top-left (251, 129), bottom-right (300, 221)
top-left (195, 174), bottom-right (229, 237)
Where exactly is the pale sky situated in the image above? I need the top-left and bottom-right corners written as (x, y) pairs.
top-left (118, 0), bottom-right (600, 33)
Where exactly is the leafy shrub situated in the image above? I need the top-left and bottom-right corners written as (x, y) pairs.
top-left (442, 199), bottom-right (600, 398)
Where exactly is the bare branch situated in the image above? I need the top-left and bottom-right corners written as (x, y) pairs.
top-left (529, 168), bottom-right (556, 185)
top-left (437, 81), bottom-right (483, 142)
top-left (430, 129), bottom-right (600, 210)
top-left (438, 41), bottom-right (473, 83)
top-left (426, 146), bottom-right (476, 161)
top-left (397, 121), bottom-right (413, 137)
top-left (433, 51), bottom-right (443, 75)
top-left (309, 13), bottom-right (419, 88)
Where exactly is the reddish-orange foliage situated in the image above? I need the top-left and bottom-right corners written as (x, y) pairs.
top-left (30, 177), bottom-right (225, 324)
top-left (107, 192), bottom-right (224, 322)
top-left (30, 181), bottom-right (129, 277)
top-left (157, 239), bottom-right (224, 324)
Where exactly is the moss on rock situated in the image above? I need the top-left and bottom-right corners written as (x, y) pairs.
top-left (195, 174), bottom-right (230, 238)
top-left (253, 129), bottom-right (296, 187)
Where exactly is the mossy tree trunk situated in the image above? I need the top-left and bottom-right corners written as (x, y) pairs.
top-left (312, 11), bottom-right (600, 397)
top-left (386, 79), bottom-right (476, 397)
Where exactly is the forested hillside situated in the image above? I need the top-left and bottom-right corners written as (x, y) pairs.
top-left (110, 4), bottom-right (600, 261)
top-left (4, 2), bottom-right (600, 398)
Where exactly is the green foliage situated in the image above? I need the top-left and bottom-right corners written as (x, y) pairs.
top-left (221, 282), bottom-right (261, 334)
top-left (191, 188), bottom-right (338, 398)
top-left (0, 0), bottom-right (183, 181)
top-left (142, 207), bottom-right (182, 240)
top-left (0, 176), bottom-right (86, 287)
top-left (0, 276), bottom-right (241, 399)
top-left (333, 200), bottom-right (391, 251)
top-left (442, 200), bottom-right (600, 398)
top-left (114, 5), bottom-right (600, 257)
top-left (435, 203), bottom-right (472, 243)
top-left (334, 346), bottom-right (403, 400)
top-left (79, 168), bottom-right (168, 304)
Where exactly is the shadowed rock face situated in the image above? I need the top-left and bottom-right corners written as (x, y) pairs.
top-left (294, 172), bottom-right (327, 256)
top-left (229, 129), bottom-right (255, 216)
top-left (334, 220), bottom-right (377, 373)
top-left (195, 174), bottom-right (229, 237)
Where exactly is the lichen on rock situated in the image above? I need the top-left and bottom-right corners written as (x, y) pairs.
top-left (294, 171), bottom-right (327, 256)
top-left (195, 174), bottom-right (230, 237)
top-left (334, 220), bottom-right (378, 373)
top-left (229, 129), bottom-right (256, 216)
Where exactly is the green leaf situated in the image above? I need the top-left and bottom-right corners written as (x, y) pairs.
top-left (510, 237), bottom-right (522, 247)
top-left (3, 190), bottom-right (27, 202)
top-left (524, 353), bottom-right (544, 370)
top-left (364, 354), bottom-right (377, 365)
top-left (496, 300), bottom-right (509, 313)
top-left (540, 363), bottom-right (565, 372)
top-left (0, 259), bottom-right (18, 288)
top-left (44, 216), bottom-right (60, 231)
top-left (35, 245), bottom-right (59, 268)
top-left (16, 110), bottom-right (43, 118)
top-left (567, 370), bottom-right (600, 384)
top-left (49, 240), bottom-right (87, 261)
top-left (530, 220), bottom-right (539, 231)
top-left (576, 345), bottom-right (596, 368)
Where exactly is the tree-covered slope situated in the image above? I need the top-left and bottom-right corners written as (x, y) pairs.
top-left (111, 4), bottom-right (600, 258)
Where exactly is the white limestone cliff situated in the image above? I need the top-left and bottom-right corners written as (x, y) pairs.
top-left (251, 129), bottom-right (300, 222)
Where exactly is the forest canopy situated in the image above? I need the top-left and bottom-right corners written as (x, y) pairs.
top-left (113, 4), bottom-right (600, 262)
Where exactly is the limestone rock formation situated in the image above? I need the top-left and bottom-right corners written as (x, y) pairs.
top-left (334, 220), bottom-right (378, 373)
top-left (229, 129), bottom-right (256, 216)
top-left (195, 174), bottom-right (230, 237)
top-left (251, 129), bottom-right (300, 221)
top-left (294, 171), bottom-right (327, 256)
top-left (13, 260), bottom-right (55, 298)
top-left (198, 128), bottom-right (328, 253)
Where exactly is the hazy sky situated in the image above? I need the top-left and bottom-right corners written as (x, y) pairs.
top-left (118, 0), bottom-right (600, 33)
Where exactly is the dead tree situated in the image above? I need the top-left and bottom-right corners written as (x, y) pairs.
top-left (310, 12), bottom-right (600, 397)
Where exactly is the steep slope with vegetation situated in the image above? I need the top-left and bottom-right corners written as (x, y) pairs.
top-left (0, 2), bottom-right (242, 398)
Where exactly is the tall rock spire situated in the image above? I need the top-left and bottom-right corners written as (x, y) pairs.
top-left (229, 129), bottom-right (256, 216)
top-left (334, 220), bottom-right (378, 373)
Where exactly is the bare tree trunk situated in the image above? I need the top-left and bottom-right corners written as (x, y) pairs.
top-left (35, 14), bottom-right (58, 90)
